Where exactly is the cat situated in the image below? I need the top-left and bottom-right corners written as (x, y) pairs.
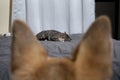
top-left (11, 16), bottom-right (112, 80)
top-left (36, 30), bottom-right (72, 42)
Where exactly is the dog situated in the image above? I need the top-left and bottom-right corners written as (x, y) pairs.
top-left (11, 16), bottom-right (112, 80)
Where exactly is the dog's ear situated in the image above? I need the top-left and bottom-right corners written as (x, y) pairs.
top-left (11, 20), bottom-right (48, 72)
top-left (73, 16), bottom-right (112, 79)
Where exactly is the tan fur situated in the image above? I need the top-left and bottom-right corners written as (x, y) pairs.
top-left (11, 16), bottom-right (112, 80)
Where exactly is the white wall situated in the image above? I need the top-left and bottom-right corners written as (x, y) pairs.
top-left (0, 0), bottom-right (10, 34)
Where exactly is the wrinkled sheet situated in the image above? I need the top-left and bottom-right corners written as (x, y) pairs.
top-left (0, 34), bottom-right (120, 80)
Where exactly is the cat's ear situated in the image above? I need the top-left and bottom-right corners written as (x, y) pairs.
top-left (64, 32), bottom-right (67, 34)
top-left (72, 16), bottom-right (112, 79)
top-left (11, 20), bottom-right (48, 72)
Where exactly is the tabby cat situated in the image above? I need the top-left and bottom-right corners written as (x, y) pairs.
top-left (36, 30), bottom-right (72, 42)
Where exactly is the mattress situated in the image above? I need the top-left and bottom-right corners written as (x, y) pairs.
top-left (0, 34), bottom-right (120, 80)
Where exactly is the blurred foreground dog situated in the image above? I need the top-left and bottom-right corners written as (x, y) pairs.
top-left (11, 16), bottom-right (112, 80)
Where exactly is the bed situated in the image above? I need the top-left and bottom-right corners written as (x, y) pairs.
top-left (0, 34), bottom-right (120, 80)
top-left (1, 0), bottom-right (119, 79)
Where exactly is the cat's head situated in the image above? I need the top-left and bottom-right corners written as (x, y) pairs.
top-left (64, 32), bottom-right (72, 41)
top-left (58, 32), bottom-right (72, 41)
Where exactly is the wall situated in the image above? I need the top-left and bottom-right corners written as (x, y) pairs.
top-left (0, 0), bottom-right (10, 34)
top-left (95, 2), bottom-right (115, 38)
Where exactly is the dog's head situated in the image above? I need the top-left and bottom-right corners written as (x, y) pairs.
top-left (11, 16), bottom-right (112, 80)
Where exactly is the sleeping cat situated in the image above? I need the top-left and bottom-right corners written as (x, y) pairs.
top-left (36, 30), bottom-right (72, 42)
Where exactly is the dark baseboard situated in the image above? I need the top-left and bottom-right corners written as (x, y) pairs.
top-left (95, 0), bottom-right (114, 2)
